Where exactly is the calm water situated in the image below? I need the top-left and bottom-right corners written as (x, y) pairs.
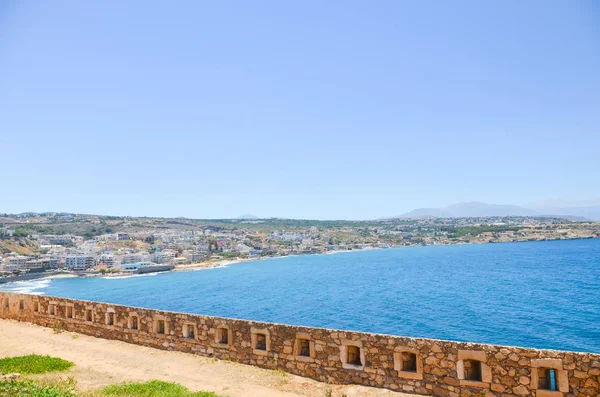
top-left (2, 239), bottom-right (600, 352)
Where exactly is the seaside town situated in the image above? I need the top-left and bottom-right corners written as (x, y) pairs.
top-left (1, 212), bottom-right (598, 281)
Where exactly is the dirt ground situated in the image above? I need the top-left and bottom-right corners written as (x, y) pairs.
top-left (0, 319), bottom-right (411, 397)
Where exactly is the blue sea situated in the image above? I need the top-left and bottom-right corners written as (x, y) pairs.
top-left (2, 239), bottom-right (600, 353)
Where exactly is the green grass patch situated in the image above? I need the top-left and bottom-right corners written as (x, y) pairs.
top-left (100, 380), bottom-right (222, 397)
top-left (0, 379), bottom-right (75, 397)
top-left (0, 355), bottom-right (74, 374)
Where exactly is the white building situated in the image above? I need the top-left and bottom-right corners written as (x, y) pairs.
top-left (65, 255), bottom-right (94, 270)
top-left (120, 253), bottom-right (148, 265)
top-left (150, 250), bottom-right (176, 264)
top-left (96, 253), bottom-right (115, 268)
top-left (119, 261), bottom-right (153, 271)
top-left (182, 250), bottom-right (207, 263)
top-left (1, 255), bottom-right (28, 271)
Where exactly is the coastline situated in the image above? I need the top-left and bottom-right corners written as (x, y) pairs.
top-left (1, 236), bottom-right (597, 286)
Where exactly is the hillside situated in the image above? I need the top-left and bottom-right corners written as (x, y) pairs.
top-left (0, 238), bottom-right (39, 255)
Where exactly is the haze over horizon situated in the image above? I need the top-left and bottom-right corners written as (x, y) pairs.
top-left (1, 1), bottom-right (599, 219)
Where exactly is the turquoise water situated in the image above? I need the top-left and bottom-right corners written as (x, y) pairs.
top-left (3, 239), bottom-right (600, 352)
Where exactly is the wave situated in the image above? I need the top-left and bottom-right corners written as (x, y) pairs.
top-left (192, 263), bottom-right (231, 271)
top-left (0, 279), bottom-right (52, 294)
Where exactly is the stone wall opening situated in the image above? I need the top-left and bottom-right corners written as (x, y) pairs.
top-left (347, 345), bottom-right (362, 366)
top-left (19, 299), bottom-right (24, 311)
top-left (218, 328), bottom-right (228, 344)
top-left (293, 332), bottom-right (315, 361)
top-left (129, 315), bottom-right (138, 330)
top-left (183, 323), bottom-right (195, 339)
top-left (401, 352), bottom-right (417, 372)
top-left (394, 347), bottom-right (422, 380)
top-left (255, 333), bottom-right (267, 350)
top-left (3, 297), bottom-right (8, 310)
top-left (105, 308), bottom-right (115, 326)
top-left (531, 358), bottom-right (568, 394)
top-left (538, 368), bottom-right (558, 391)
top-left (152, 316), bottom-right (169, 336)
top-left (66, 305), bottom-right (73, 319)
top-left (215, 326), bottom-right (231, 347)
top-left (49, 304), bottom-right (56, 316)
top-left (298, 338), bottom-right (310, 357)
top-left (33, 301), bottom-right (39, 312)
top-left (85, 309), bottom-right (93, 322)
top-left (153, 318), bottom-right (167, 335)
top-left (251, 327), bottom-right (271, 356)
top-left (464, 359), bottom-right (482, 382)
top-left (340, 340), bottom-right (365, 370)
top-left (457, 350), bottom-right (491, 387)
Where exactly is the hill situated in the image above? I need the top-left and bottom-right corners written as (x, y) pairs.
top-left (400, 202), bottom-right (540, 218)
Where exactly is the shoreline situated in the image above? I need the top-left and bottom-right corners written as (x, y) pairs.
top-left (0, 235), bottom-right (597, 286)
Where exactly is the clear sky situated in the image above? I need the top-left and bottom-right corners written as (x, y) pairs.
top-left (1, 1), bottom-right (599, 219)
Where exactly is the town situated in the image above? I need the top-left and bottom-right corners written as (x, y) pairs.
top-left (1, 212), bottom-right (599, 280)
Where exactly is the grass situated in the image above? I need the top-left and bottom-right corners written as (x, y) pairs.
top-left (100, 380), bottom-right (223, 397)
top-left (0, 355), bottom-right (74, 375)
top-left (0, 379), bottom-right (224, 397)
top-left (0, 379), bottom-right (76, 397)
top-left (0, 356), bottom-right (221, 396)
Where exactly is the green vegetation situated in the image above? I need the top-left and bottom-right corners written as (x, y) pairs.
top-left (441, 225), bottom-right (521, 238)
top-left (217, 251), bottom-right (245, 259)
top-left (14, 224), bottom-right (63, 236)
top-left (0, 379), bottom-right (75, 397)
top-left (100, 380), bottom-right (222, 397)
top-left (0, 355), bottom-right (74, 375)
top-left (0, 379), bottom-right (224, 397)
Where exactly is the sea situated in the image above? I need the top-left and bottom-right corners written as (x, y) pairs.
top-left (2, 238), bottom-right (599, 353)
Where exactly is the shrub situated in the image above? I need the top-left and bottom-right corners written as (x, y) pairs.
top-left (0, 355), bottom-right (74, 374)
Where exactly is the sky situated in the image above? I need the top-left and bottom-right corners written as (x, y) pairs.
top-left (1, 1), bottom-right (599, 219)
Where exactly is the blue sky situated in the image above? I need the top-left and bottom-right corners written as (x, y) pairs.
top-left (1, 1), bottom-right (599, 219)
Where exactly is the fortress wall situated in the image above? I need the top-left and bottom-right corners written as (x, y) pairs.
top-left (0, 291), bottom-right (598, 397)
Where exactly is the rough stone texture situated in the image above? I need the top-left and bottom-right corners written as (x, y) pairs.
top-left (1, 292), bottom-right (599, 397)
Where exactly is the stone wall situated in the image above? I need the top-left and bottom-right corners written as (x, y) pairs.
top-left (0, 291), bottom-right (598, 397)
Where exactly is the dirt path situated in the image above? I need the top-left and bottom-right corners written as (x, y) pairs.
top-left (0, 320), bottom-right (409, 397)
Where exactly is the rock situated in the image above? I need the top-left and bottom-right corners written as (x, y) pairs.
top-left (573, 370), bottom-right (587, 378)
top-left (588, 368), bottom-right (600, 376)
top-left (512, 385), bottom-right (529, 395)
top-left (426, 356), bottom-right (439, 365)
top-left (518, 376), bottom-right (530, 385)
top-left (443, 376), bottom-right (460, 386)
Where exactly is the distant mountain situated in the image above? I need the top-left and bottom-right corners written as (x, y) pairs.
top-left (528, 205), bottom-right (600, 221)
top-left (399, 201), bottom-right (600, 220)
top-left (237, 214), bottom-right (259, 220)
top-left (399, 202), bottom-right (540, 218)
